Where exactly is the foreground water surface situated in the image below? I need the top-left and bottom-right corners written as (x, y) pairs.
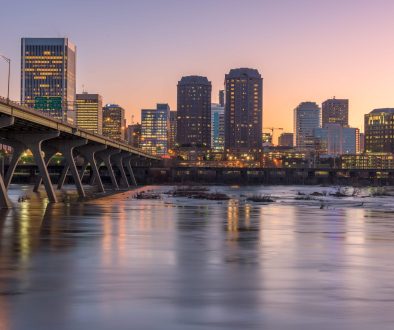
top-left (1, 185), bottom-right (394, 329)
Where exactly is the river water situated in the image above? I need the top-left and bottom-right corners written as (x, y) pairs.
top-left (1, 185), bottom-right (394, 329)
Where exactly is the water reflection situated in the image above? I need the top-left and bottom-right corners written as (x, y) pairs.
top-left (1, 186), bottom-right (394, 329)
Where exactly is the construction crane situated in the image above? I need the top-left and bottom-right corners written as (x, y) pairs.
top-left (263, 127), bottom-right (284, 135)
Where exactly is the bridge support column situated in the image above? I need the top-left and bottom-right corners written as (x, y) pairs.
top-left (33, 145), bottom-right (58, 192)
top-left (3, 140), bottom-right (25, 189)
top-left (96, 149), bottom-right (120, 190)
top-left (112, 153), bottom-right (129, 189)
top-left (78, 144), bottom-right (107, 193)
top-left (52, 139), bottom-right (87, 198)
top-left (3, 132), bottom-right (60, 203)
top-left (0, 116), bottom-right (15, 208)
top-left (123, 155), bottom-right (137, 186)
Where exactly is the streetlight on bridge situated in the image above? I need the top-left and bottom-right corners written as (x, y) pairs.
top-left (0, 54), bottom-right (11, 103)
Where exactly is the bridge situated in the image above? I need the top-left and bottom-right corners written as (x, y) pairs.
top-left (0, 97), bottom-right (161, 209)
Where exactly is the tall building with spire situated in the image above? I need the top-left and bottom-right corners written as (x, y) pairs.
top-left (21, 38), bottom-right (76, 122)
top-left (224, 68), bottom-right (263, 154)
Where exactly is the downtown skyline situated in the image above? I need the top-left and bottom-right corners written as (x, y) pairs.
top-left (1, 0), bottom-right (394, 133)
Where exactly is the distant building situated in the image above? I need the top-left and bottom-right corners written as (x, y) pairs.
top-left (141, 104), bottom-right (170, 156)
top-left (341, 153), bottom-right (394, 169)
top-left (21, 37), bottom-right (76, 122)
top-left (294, 102), bottom-right (321, 149)
top-left (177, 76), bottom-right (211, 148)
top-left (168, 110), bottom-right (177, 150)
top-left (219, 90), bottom-right (225, 107)
top-left (76, 93), bottom-right (103, 134)
top-left (359, 133), bottom-right (365, 153)
top-left (365, 108), bottom-right (394, 153)
top-left (126, 123), bottom-right (141, 148)
top-left (262, 133), bottom-right (272, 146)
top-left (102, 104), bottom-right (125, 141)
top-left (322, 98), bottom-right (349, 127)
top-left (278, 133), bottom-right (294, 147)
top-left (211, 103), bottom-right (225, 152)
top-left (224, 68), bottom-right (263, 154)
top-left (314, 124), bottom-right (359, 155)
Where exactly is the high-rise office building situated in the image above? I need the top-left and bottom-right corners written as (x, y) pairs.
top-left (102, 104), bottom-right (125, 141)
top-left (322, 98), bottom-right (349, 127)
top-left (365, 108), bottom-right (394, 153)
top-left (219, 90), bottom-right (225, 107)
top-left (126, 123), bottom-right (142, 148)
top-left (359, 133), bottom-right (365, 153)
top-left (278, 133), bottom-right (294, 147)
top-left (76, 92), bottom-right (102, 134)
top-left (169, 110), bottom-right (177, 150)
top-left (224, 68), bottom-right (263, 154)
top-left (177, 76), bottom-right (211, 148)
top-left (314, 124), bottom-right (359, 155)
top-left (211, 103), bottom-right (225, 152)
top-left (141, 104), bottom-right (170, 156)
top-left (21, 38), bottom-right (76, 121)
top-left (294, 102), bottom-right (321, 149)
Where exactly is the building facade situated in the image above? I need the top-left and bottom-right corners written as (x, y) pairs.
top-left (294, 102), bottom-right (321, 149)
top-left (168, 110), bottom-right (177, 150)
top-left (102, 104), bottom-right (125, 141)
top-left (141, 104), bottom-right (170, 156)
top-left (278, 133), bottom-right (294, 147)
top-left (365, 108), bottom-right (394, 153)
top-left (322, 98), bottom-right (349, 127)
top-left (126, 123), bottom-right (142, 148)
top-left (76, 93), bottom-right (102, 134)
top-left (224, 68), bottom-right (263, 154)
top-left (211, 103), bottom-right (225, 152)
top-left (21, 38), bottom-right (76, 122)
top-left (177, 76), bottom-right (211, 148)
top-left (314, 124), bottom-right (359, 155)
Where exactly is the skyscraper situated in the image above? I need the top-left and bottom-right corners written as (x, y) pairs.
top-left (322, 98), bottom-right (349, 127)
top-left (21, 38), bottom-right (76, 121)
top-left (168, 110), bottom-right (177, 150)
top-left (365, 108), bottom-right (394, 153)
top-left (224, 68), bottom-right (263, 154)
top-left (102, 104), bottom-right (125, 141)
top-left (177, 76), bottom-right (211, 148)
top-left (76, 92), bottom-right (103, 134)
top-left (141, 104), bottom-right (170, 156)
top-left (293, 102), bottom-right (321, 149)
top-left (211, 103), bottom-right (225, 152)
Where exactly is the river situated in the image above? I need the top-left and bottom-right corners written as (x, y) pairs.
top-left (1, 184), bottom-right (394, 329)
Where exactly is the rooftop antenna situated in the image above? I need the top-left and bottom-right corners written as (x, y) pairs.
top-left (131, 114), bottom-right (135, 125)
top-left (82, 84), bottom-right (86, 93)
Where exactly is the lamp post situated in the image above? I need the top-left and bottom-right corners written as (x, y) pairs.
top-left (0, 54), bottom-right (11, 103)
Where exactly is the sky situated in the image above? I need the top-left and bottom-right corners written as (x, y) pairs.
top-left (1, 0), bottom-right (394, 134)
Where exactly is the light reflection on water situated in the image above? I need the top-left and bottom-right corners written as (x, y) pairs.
top-left (0, 185), bottom-right (394, 329)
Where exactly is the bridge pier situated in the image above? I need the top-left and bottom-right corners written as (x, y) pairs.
top-left (112, 152), bottom-right (129, 189)
top-left (3, 132), bottom-right (61, 203)
top-left (0, 116), bottom-right (15, 208)
top-left (33, 145), bottom-right (58, 192)
top-left (96, 148), bottom-right (120, 190)
top-left (78, 144), bottom-right (107, 193)
top-left (52, 139), bottom-right (88, 198)
top-left (123, 155), bottom-right (137, 186)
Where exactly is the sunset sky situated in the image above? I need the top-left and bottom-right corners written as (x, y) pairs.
top-left (1, 0), bottom-right (394, 134)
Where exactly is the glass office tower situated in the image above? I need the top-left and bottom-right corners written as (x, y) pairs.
top-left (21, 38), bottom-right (76, 122)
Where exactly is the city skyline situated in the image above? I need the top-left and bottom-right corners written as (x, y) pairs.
top-left (1, 1), bottom-right (394, 132)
